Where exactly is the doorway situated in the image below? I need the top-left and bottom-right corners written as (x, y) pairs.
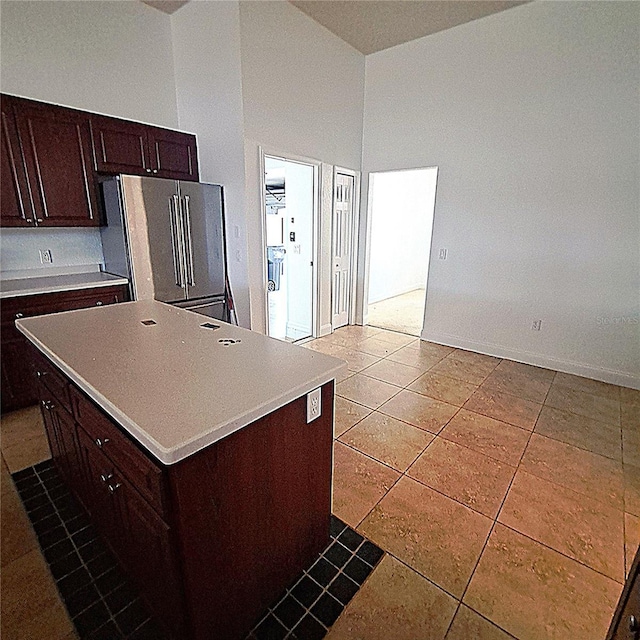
top-left (263, 155), bottom-right (316, 342)
top-left (365, 167), bottom-right (438, 337)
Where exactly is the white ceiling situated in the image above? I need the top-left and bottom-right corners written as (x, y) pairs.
top-left (140, 1), bottom-right (529, 55)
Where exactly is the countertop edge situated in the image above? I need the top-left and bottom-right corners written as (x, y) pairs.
top-left (17, 321), bottom-right (346, 466)
top-left (1, 275), bottom-right (130, 299)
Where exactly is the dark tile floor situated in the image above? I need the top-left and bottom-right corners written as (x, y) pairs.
top-left (13, 461), bottom-right (384, 640)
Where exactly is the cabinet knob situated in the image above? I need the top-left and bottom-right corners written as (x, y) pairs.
top-left (36, 370), bottom-right (49, 379)
top-left (630, 615), bottom-right (638, 632)
top-left (36, 219), bottom-right (43, 223)
top-left (107, 482), bottom-right (121, 494)
top-left (95, 437), bottom-right (110, 448)
top-left (100, 472), bottom-right (113, 483)
top-left (95, 301), bottom-right (103, 306)
top-left (15, 312), bottom-right (24, 319)
top-left (152, 169), bottom-right (158, 174)
top-left (146, 168), bottom-right (152, 173)
top-left (41, 400), bottom-right (54, 411)
top-left (25, 219), bottom-right (33, 223)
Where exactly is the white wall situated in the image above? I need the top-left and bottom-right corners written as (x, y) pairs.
top-left (367, 168), bottom-right (437, 304)
top-left (0, 229), bottom-right (104, 276)
top-left (0, 1), bottom-right (178, 126)
top-left (0, 0), bottom-right (179, 282)
top-left (171, 1), bottom-right (251, 327)
top-left (362, 1), bottom-right (640, 387)
top-left (239, 0), bottom-right (365, 332)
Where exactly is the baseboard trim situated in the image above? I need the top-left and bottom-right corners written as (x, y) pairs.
top-left (421, 330), bottom-right (640, 390)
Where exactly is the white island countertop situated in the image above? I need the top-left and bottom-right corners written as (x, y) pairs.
top-left (17, 300), bottom-right (347, 465)
top-left (1, 271), bottom-right (129, 299)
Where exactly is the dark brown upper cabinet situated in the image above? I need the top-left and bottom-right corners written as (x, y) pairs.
top-left (92, 115), bottom-right (199, 182)
top-left (1, 95), bottom-right (35, 227)
top-left (1, 94), bottom-right (200, 228)
top-left (13, 97), bottom-right (101, 227)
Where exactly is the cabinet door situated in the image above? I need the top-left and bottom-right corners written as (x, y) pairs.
top-left (148, 127), bottom-right (199, 182)
top-left (76, 427), bottom-right (124, 549)
top-left (75, 427), bottom-right (183, 634)
top-left (117, 476), bottom-right (183, 634)
top-left (42, 398), bottom-right (84, 491)
top-left (1, 96), bottom-right (33, 227)
top-left (91, 115), bottom-right (152, 177)
top-left (1, 338), bottom-right (38, 412)
top-left (15, 98), bottom-right (101, 226)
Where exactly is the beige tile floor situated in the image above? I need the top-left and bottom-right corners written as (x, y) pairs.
top-left (1, 325), bottom-right (638, 640)
top-left (1, 408), bottom-right (77, 640)
top-left (366, 288), bottom-right (426, 337)
top-left (306, 325), bottom-right (640, 640)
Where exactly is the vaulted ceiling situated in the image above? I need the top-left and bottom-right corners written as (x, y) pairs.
top-left (141, 0), bottom-right (529, 55)
top-left (288, 1), bottom-right (529, 54)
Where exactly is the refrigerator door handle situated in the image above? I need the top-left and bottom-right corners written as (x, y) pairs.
top-left (170, 195), bottom-right (185, 288)
top-left (183, 195), bottom-right (196, 286)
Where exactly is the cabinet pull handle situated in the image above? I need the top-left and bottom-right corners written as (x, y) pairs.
top-left (36, 370), bottom-right (49, 378)
top-left (15, 312), bottom-right (24, 319)
top-left (95, 437), bottom-right (110, 448)
top-left (100, 472), bottom-right (113, 483)
top-left (95, 301), bottom-right (103, 306)
top-left (107, 482), bottom-right (121, 494)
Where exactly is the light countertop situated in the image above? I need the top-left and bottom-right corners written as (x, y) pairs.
top-left (1, 271), bottom-right (129, 299)
top-left (17, 300), bottom-right (347, 465)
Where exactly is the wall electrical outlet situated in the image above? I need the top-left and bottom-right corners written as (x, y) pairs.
top-left (532, 319), bottom-right (542, 331)
top-left (307, 387), bottom-right (321, 423)
top-left (438, 248), bottom-right (448, 260)
top-left (39, 249), bottom-right (53, 264)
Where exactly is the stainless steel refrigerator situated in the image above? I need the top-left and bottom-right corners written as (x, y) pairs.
top-left (100, 175), bottom-right (229, 321)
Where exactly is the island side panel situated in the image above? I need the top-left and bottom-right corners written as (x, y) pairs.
top-left (167, 382), bottom-right (334, 640)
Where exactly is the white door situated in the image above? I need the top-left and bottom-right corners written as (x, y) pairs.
top-left (332, 172), bottom-right (355, 328)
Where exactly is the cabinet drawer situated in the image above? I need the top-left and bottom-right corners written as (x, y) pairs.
top-left (71, 387), bottom-right (167, 518)
top-left (2, 285), bottom-right (128, 340)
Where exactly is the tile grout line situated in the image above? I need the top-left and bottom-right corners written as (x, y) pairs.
top-left (444, 370), bottom-right (558, 640)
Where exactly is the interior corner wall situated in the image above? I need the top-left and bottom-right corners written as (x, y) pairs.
top-left (171, 1), bottom-right (251, 328)
top-left (362, 1), bottom-right (640, 387)
top-left (239, 0), bottom-right (365, 333)
top-left (0, 0), bottom-right (178, 127)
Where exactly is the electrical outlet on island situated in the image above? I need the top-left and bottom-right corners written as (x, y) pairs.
top-left (306, 387), bottom-right (321, 423)
top-left (39, 249), bottom-right (53, 265)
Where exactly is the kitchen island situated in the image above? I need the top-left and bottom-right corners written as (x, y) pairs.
top-left (16, 300), bottom-right (346, 639)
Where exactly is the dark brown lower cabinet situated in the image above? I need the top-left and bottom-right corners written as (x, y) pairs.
top-left (1, 284), bottom-right (128, 413)
top-left (32, 347), bottom-right (333, 640)
top-left (608, 546), bottom-right (640, 640)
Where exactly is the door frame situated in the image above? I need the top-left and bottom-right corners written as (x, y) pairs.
top-left (332, 166), bottom-right (360, 329)
top-left (259, 147), bottom-right (321, 340)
